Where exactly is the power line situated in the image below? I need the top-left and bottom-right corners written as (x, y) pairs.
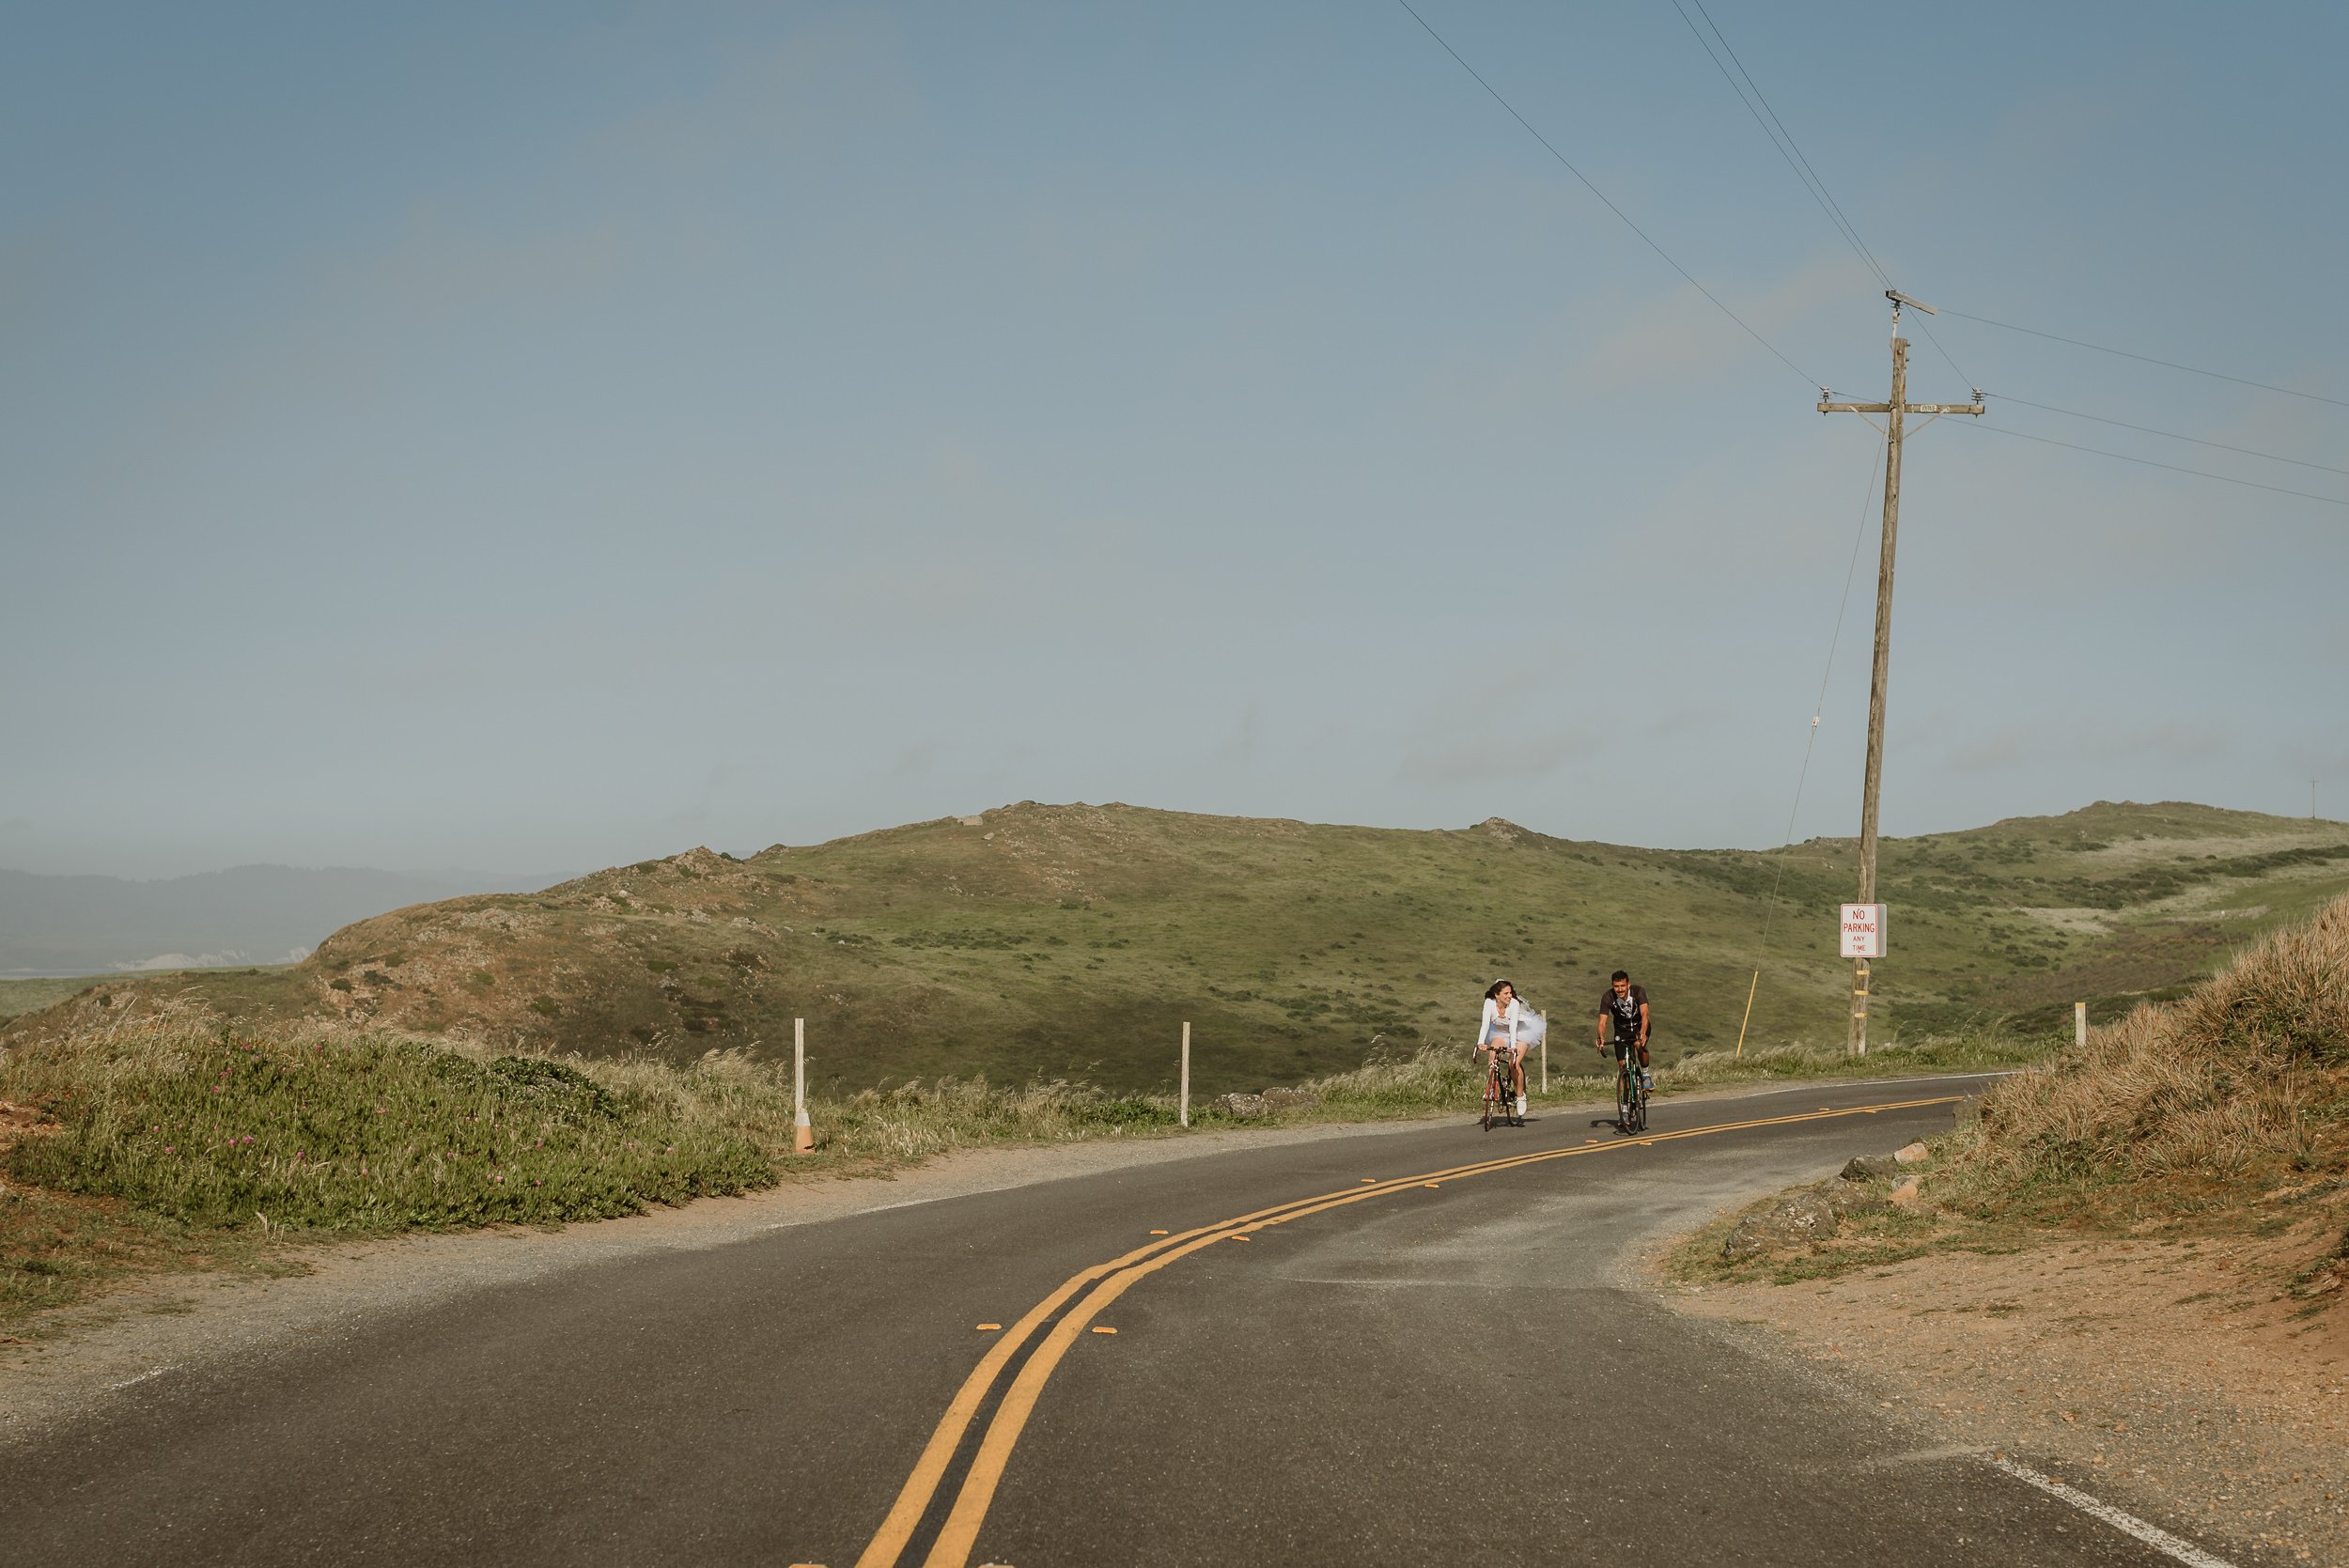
top-left (1735, 429), bottom-right (1882, 1057)
top-left (1392, 0), bottom-right (1820, 389)
top-left (1656, 0), bottom-right (1975, 388)
top-left (1987, 393), bottom-right (2349, 478)
top-left (1956, 420), bottom-right (2349, 507)
top-left (1667, 0), bottom-right (1882, 284)
top-left (1945, 309), bottom-right (2349, 411)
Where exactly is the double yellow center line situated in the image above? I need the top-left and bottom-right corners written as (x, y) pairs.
top-left (852, 1093), bottom-right (1960, 1568)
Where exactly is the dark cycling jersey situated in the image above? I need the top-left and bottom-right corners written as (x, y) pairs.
top-left (1599, 985), bottom-right (1648, 1046)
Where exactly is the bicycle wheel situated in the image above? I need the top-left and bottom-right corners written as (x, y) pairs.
top-left (1631, 1074), bottom-right (1648, 1134)
top-left (1481, 1065), bottom-right (1496, 1131)
top-left (1616, 1063), bottom-right (1634, 1131)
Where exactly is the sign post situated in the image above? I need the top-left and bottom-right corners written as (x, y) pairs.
top-left (1838, 906), bottom-right (1888, 1056)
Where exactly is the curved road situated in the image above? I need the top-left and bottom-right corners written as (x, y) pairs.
top-left (6, 1076), bottom-right (2214, 1566)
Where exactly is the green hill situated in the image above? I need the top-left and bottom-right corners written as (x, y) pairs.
top-left (9, 800), bottom-right (2345, 1095)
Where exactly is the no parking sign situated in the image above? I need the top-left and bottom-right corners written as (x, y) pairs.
top-left (1839, 904), bottom-right (1887, 958)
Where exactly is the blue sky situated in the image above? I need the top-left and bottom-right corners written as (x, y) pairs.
top-left (5, 2), bottom-right (2343, 877)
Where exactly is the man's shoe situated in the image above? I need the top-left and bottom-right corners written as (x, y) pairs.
top-left (1515, 1095), bottom-right (1527, 1116)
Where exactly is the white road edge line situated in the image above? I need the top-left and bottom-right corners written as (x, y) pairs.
top-left (1985, 1455), bottom-right (2238, 1568)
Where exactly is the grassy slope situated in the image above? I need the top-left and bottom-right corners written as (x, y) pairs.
top-left (1672, 891), bottom-right (2349, 1294)
top-left (8, 800), bottom-right (2346, 1096)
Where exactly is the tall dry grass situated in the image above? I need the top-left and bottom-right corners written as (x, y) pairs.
top-left (1943, 893), bottom-right (2349, 1220)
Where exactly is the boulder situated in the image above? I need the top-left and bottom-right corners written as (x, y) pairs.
top-left (1889, 1177), bottom-right (1923, 1206)
top-left (1893, 1141), bottom-right (1931, 1164)
top-left (1840, 1155), bottom-right (1901, 1182)
top-left (1259, 1087), bottom-right (1323, 1110)
top-left (1952, 1094), bottom-right (1988, 1130)
top-left (1215, 1093), bottom-right (1270, 1118)
top-left (1722, 1187), bottom-right (1844, 1261)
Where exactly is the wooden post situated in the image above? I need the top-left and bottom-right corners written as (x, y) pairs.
top-left (2075, 1001), bottom-right (2088, 1049)
top-left (1734, 970), bottom-right (1760, 1060)
top-left (1179, 1021), bottom-right (1190, 1128)
top-left (1538, 1011), bottom-right (1547, 1094)
top-left (1819, 292), bottom-right (1983, 1056)
top-left (792, 1017), bottom-right (814, 1152)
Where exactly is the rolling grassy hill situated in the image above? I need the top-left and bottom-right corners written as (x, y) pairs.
top-left (8, 800), bottom-right (2345, 1095)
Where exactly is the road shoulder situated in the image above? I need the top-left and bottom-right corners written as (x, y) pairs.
top-left (1647, 1219), bottom-right (2349, 1565)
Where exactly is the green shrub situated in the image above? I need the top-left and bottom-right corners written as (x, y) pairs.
top-left (1, 1025), bottom-right (770, 1231)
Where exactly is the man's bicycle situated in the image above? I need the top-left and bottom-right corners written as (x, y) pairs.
top-left (1480, 1046), bottom-right (1523, 1131)
top-left (1612, 1047), bottom-right (1649, 1135)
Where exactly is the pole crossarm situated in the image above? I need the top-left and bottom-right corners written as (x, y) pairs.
top-left (1817, 400), bottom-right (1983, 415)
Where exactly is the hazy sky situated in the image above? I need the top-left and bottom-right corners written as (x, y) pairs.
top-left (7, 2), bottom-right (2344, 878)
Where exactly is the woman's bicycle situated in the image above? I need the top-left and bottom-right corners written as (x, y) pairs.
top-left (1480, 1045), bottom-right (1523, 1131)
top-left (1613, 1048), bottom-right (1649, 1135)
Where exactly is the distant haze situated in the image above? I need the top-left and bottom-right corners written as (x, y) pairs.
top-left (0, 866), bottom-right (567, 978)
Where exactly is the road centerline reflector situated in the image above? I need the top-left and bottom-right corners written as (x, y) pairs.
top-left (975, 1324), bottom-right (1001, 1332)
top-left (1148, 1229), bottom-right (1168, 1235)
top-left (1090, 1327), bottom-right (1117, 1335)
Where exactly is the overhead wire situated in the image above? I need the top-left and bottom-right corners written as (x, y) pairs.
top-left (1655, 0), bottom-right (1976, 391)
top-left (1649, 6), bottom-right (2343, 497)
top-left (1943, 309), bottom-right (2349, 411)
top-left (1734, 431), bottom-right (1884, 1057)
top-left (1984, 394), bottom-right (2349, 479)
top-left (1392, 0), bottom-right (1822, 390)
top-left (1666, 0), bottom-right (1883, 285)
top-left (1955, 420), bottom-right (2349, 508)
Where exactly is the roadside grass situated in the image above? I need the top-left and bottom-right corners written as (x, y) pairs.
top-left (1933, 893), bottom-right (2349, 1233)
top-left (1663, 893), bottom-right (2349, 1293)
top-left (0, 1186), bottom-right (305, 1343)
top-left (1, 1002), bottom-right (2052, 1330)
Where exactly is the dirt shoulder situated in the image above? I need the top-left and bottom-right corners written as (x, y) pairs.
top-left (1654, 1220), bottom-right (2349, 1566)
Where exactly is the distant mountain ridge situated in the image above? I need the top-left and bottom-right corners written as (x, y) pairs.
top-left (0, 865), bottom-right (567, 976)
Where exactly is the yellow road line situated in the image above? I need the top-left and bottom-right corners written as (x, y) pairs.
top-left (862, 1093), bottom-right (1959, 1568)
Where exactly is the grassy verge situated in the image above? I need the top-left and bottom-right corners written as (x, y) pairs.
top-left (1, 1008), bottom-right (2052, 1332)
top-left (1664, 893), bottom-right (2349, 1293)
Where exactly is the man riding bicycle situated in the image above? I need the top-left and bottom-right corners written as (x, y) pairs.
top-left (1475, 978), bottom-right (1532, 1120)
top-left (1595, 970), bottom-right (1652, 1092)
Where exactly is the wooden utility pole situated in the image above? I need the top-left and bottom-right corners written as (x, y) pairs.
top-left (1819, 291), bottom-right (1983, 1054)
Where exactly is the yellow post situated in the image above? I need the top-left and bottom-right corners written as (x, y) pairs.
top-left (1733, 970), bottom-right (1760, 1059)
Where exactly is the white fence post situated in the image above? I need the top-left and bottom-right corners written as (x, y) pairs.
top-left (1179, 1021), bottom-right (1190, 1127)
top-left (2074, 1001), bottom-right (2088, 1049)
top-left (793, 1017), bottom-right (815, 1152)
top-left (1538, 1010), bottom-right (1547, 1095)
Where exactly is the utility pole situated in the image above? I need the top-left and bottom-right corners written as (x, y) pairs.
top-left (1819, 290), bottom-right (1983, 1054)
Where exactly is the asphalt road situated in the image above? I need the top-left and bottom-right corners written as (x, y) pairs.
top-left (4, 1075), bottom-right (2213, 1566)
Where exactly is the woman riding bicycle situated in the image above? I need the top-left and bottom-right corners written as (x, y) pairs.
top-left (1474, 978), bottom-right (1532, 1120)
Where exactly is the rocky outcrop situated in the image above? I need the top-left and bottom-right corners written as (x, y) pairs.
top-left (1212, 1086), bottom-right (1324, 1118)
top-left (1723, 1180), bottom-right (1893, 1261)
